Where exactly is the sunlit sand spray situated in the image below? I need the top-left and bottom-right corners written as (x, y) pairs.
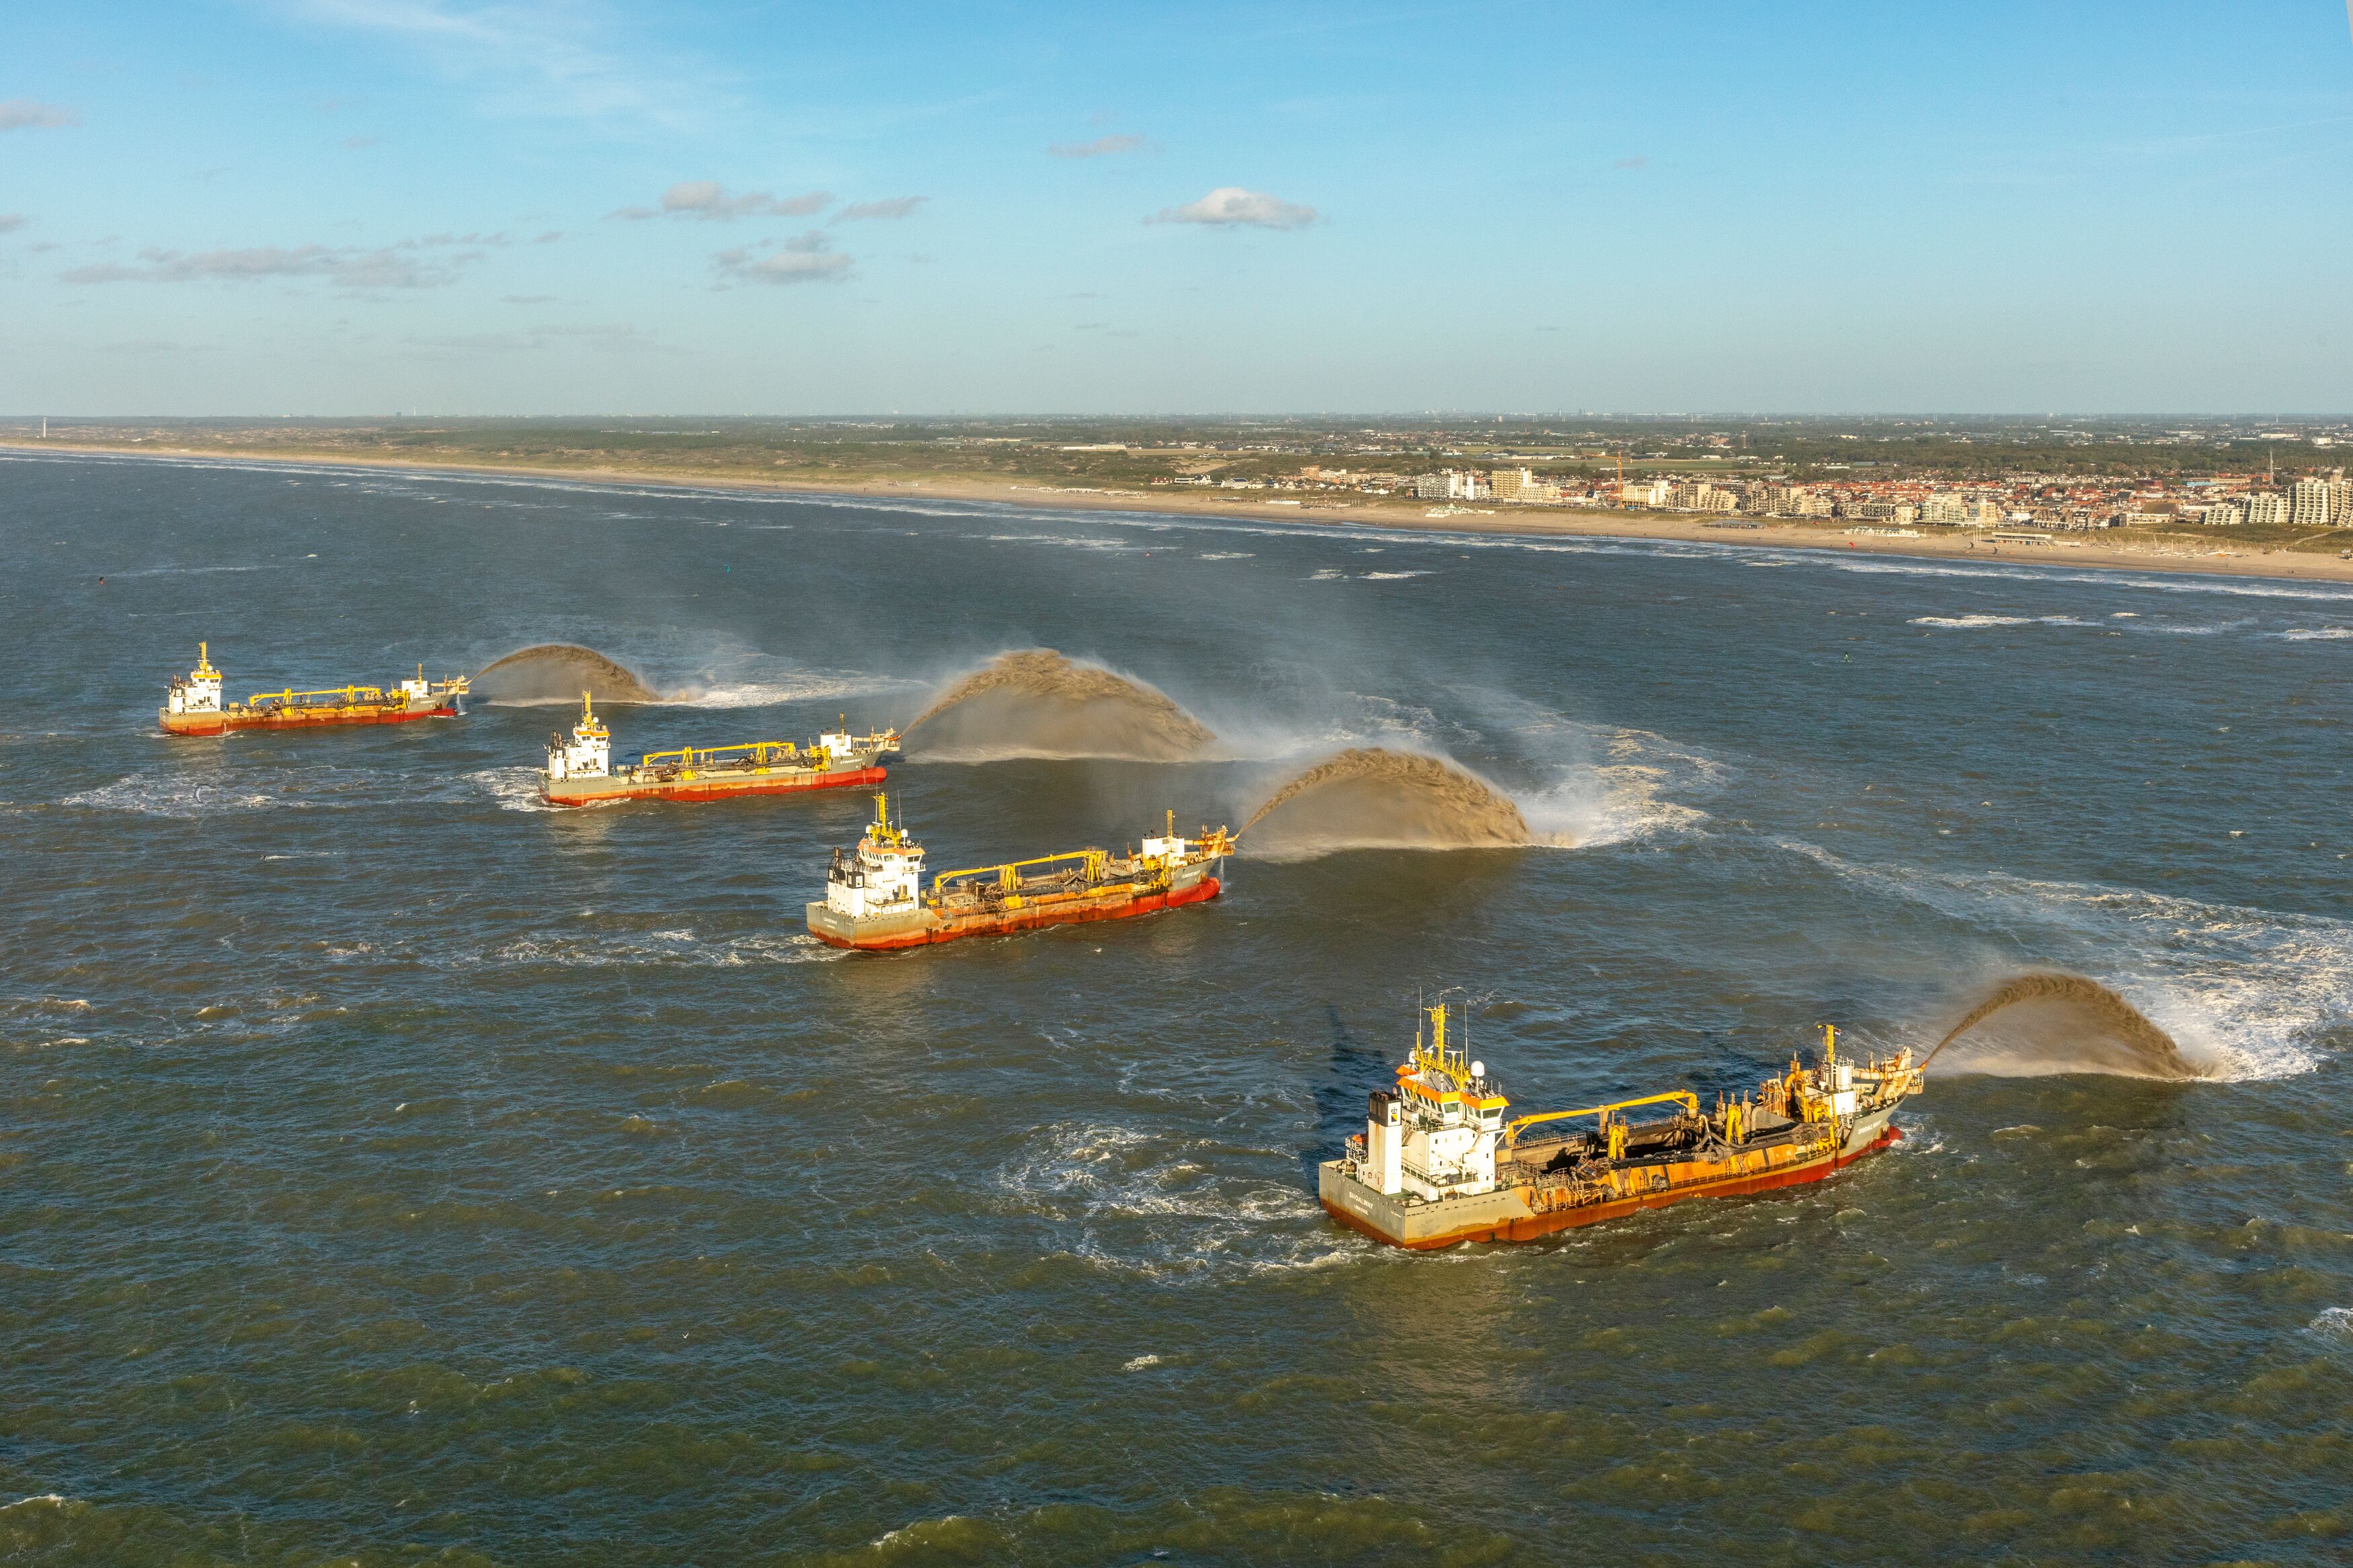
top-left (1239, 747), bottom-right (1533, 856)
top-left (1924, 971), bottom-right (2212, 1080)
top-left (904, 649), bottom-right (1215, 761)
top-left (473, 645), bottom-right (660, 705)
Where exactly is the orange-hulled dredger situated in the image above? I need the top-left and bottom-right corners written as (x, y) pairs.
top-left (1319, 1001), bottom-right (1923, 1249)
top-left (537, 693), bottom-right (899, 807)
top-left (160, 644), bottom-right (469, 736)
top-left (806, 794), bottom-right (1234, 950)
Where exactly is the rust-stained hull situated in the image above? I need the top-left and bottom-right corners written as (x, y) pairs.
top-left (160, 701), bottom-right (460, 736)
top-left (542, 764), bottom-right (885, 808)
top-left (808, 872), bottom-right (1220, 951)
top-left (1320, 1112), bottom-right (1904, 1249)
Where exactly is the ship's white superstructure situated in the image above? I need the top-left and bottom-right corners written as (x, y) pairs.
top-left (545, 693), bottom-right (613, 782)
top-left (164, 643), bottom-right (225, 722)
top-left (824, 795), bottom-right (927, 921)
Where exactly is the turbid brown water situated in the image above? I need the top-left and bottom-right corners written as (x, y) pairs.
top-left (1240, 747), bottom-right (1531, 854)
top-left (1926, 971), bottom-right (2208, 1079)
top-left (905, 648), bottom-right (1214, 759)
top-left (472, 643), bottom-right (660, 704)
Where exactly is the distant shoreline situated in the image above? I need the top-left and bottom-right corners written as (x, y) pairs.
top-left (9, 438), bottom-right (2353, 586)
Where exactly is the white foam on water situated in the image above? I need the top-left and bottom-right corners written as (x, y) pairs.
top-left (2279, 627), bottom-right (2353, 641)
top-left (469, 767), bottom-right (563, 813)
top-left (2309, 1307), bottom-right (2353, 1344)
top-left (665, 669), bottom-right (920, 708)
top-left (1197, 551), bottom-right (1253, 560)
top-left (487, 928), bottom-right (839, 968)
top-left (64, 775), bottom-right (282, 817)
top-left (1771, 839), bottom-right (2348, 1081)
top-left (1910, 614), bottom-right (2096, 628)
top-left (992, 1121), bottom-right (1363, 1278)
top-left (1361, 570), bottom-right (1431, 579)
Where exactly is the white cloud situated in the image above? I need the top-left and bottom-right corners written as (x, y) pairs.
top-left (712, 231), bottom-right (852, 286)
top-left (0, 99), bottom-right (79, 131)
top-left (1050, 133), bottom-right (1144, 158)
top-left (610, 180), bottom-right (833, 220)
top-left (60, 239), bottom-right (481, 289)
top-left (1150, 187), bottom-right (1316, 229)
top-left (834, 196), bottom-right (926, 222)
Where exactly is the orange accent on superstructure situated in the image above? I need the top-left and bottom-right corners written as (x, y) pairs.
top-left (809, 872), bottom-right (1220, 950)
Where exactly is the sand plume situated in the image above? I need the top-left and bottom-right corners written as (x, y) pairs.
top-left (905, 649), bottom-right (1215, 761)
top-left (1925, 972), bottom-right (2210, 1080)
top-left (1240, 748), bottom-right (1531, 856)
top-left (473, 645), bottom-right (660, 706)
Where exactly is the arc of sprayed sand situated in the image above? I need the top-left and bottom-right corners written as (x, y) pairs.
top-left (1922, 971), bottom-right (2206, 1079)
top-left (905, 649), bottom-right (1215, 749)
top-left (472, 644), bottom-right (661, 703)
top-left (1238, 747), bottom-right (1530, 843)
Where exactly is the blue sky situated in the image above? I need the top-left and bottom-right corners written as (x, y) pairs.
top-left (4, 1), bottom-right (2352, 415)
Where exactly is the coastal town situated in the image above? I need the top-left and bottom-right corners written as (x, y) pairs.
top-left (1192, 461), bottom-right (2353, 538)
top-left (14, 412), bottom-right (2353, 556)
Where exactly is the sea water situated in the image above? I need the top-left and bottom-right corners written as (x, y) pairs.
top-left (3, 451), bottom-right (2350, 1564)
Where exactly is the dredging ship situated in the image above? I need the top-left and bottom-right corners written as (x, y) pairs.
top-left (160, 643), bottom-right (469, 736)
top-left (1320, 1003), bottom-right (1923, 1249)
top-left (539, 693), bottom-right (899, 807)
top-left (807, 796), bottom-right (1235, 950)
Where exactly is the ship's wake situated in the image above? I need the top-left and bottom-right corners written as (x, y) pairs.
top-left (1238, 748), bottom-right (1535, 857)
top-left (904, 649), bottom-right (1215, 761)
top-left (1925, 972), bottom-right (2215, 1080)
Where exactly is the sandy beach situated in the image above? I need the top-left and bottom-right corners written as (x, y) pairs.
top-left (12, 438), bottom-right (2353, 586)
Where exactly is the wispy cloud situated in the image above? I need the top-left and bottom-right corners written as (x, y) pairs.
top-left (1611, 155), bottom-right (1648, 170)
top-left (1149, 187), bottom-right (1316, 229)
top-left (835, 196), bottom-right (926, 222)
top-left (0, 214), bottom-right (28, 235)
top-left (60, 237), bottom-right (485, 290)
top-left (342, 133), bottom-right (379, 149)
top-left (284, 1), bottom-right (710, 126)
top-left (1050, 133), bottom-right (1145, 159)
top-left (0, 99), bottom-right (80, 131)
top-left (610, 180), bottom-right (832, 221)
top-left (711, 231), bottom-right (852, 286)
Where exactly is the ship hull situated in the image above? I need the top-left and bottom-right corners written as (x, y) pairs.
top-left (160, 701), bottom-right (459, 736)
top-left (1320, 1104), bottom-right (1905, 1249)
top-left (541, 763), bottom-right (885, 808)
top-left (807, 870), bottom-right (1220, 951)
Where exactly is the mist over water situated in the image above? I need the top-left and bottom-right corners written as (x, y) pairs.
top-left (5, 450), bottom-right (2352, 1566)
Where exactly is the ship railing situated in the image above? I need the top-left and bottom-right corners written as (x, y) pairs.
top-left (638, 740), bottom-right (813, 772)
top-left (932, 848), bottom-right (1115, 898)
top-left (247, 685), bottom-right (392, 708)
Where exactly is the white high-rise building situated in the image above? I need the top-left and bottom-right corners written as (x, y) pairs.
top-left (2244, 492), bottom-right (2290, 527)
top-left (2290, 478), bottom-right (2331, 529)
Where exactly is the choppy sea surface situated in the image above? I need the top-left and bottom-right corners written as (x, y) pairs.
top-left (3, 451), bottom-right (2350, 1565)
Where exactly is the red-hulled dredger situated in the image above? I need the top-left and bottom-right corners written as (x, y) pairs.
top-left (806, 794), bottom-right (1234, 950)
top-left (538, 692), bottom-right (898, 807)
top-left (1320, 1003), bottom-right (1922, 1249)
top-left (160, 643), bottom-right (469, 736)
